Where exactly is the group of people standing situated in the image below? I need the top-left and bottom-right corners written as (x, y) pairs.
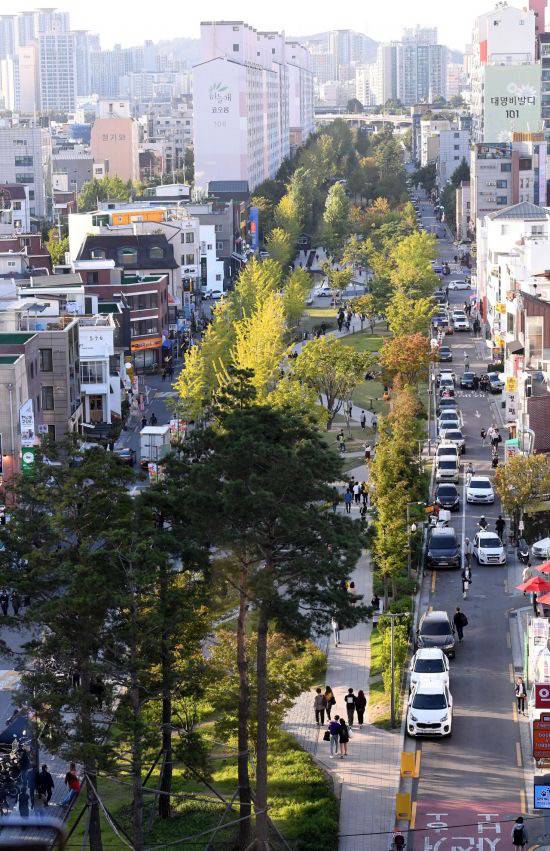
top-left (0, 591), bottom-right (26, 617)
top-left (315, 686), bottom-right (367, 759)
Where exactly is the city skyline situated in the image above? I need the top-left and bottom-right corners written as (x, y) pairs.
top-left (2, 0), bottom-right (495, 51)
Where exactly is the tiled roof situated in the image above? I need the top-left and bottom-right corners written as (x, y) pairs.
top-left (488, 202), bottom-right (549, 221)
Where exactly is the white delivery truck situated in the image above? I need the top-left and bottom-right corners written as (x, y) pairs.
top-left (139, 425), bottom-right (171, 468)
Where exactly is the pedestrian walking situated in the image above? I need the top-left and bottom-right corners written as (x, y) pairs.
top-left (522, 563), bottom-right (532, 595)
top-left (11, 592), bottom-right (20, 616)
top-left (364, 444), bottom-right (372, 463)
top-left (453, 606), bottom-right (468, 642)
top-left (61, 763), bottom-right (81, 806)
top-left (331, 617), bottom-right (341, 646)
top-left (461, 565), bottom-right (472, 599)
top-left (515, 677), bottom-right (527, 715)
top-left (473, 374), bottom-right (480, 391)
top-left (355, 689), bottom-right (367, 726)
top-left (168, 364), bottom-right (174, 379)
top-left (464, 537), bottom-right (472, 569)
top-left (161, 368), bottom-right (167, 382)
top-left (496, 514), bottom-right (506, 540)
top-left (0, 591), bottom-right (8, 616)
top-left (36, 764), bottom-right (54, 805)
top-left (27, 766), bottom-right (37, 809)
top-left (344, 688), bottom-right (356, 726)
top-left (331, 489), bottom-right (340, 514)
top-left (347, 400), bottom-right (353, 419)
top-left (327, 716), bottom-right (342, 758)
top-left (324, 686), bottom-right (336, 719)
top-left (314, 687), bottom-right (325, 726)
top-left (344, 490), bottom-right (353, 514)
top-left (361, 482), bottom-right (368, 506)
top-left (353, 482), bottom-right (361, 505)
top-left (360, 410), bottom-right (366, 430)
top-left (511, 816), bottom-right (528, 848)
top-left (480, 427), bottom-right (487, 445)
top-left (466, 462), bottom-right (474, 483)
top-left (339, 717), bottom-right (351, 758)
top-left (372, 415), bottom-right (378, 432)
top-left (464, 355), bottom-right (469, 371)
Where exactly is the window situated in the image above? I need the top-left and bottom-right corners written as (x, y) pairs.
top-left (207, 243), bottom-right (212, 250)
top-left (501, 163), bottom-right (512, 172)
top-left (39, 348), bottom-right (53, 372)
top-left (148, 246), bottom-right (164, 260)
top-left (81, 360), bottom-right (105, 383)
top-left (233, 43), bottom-right (239, 51)
top-left (14, 155), bottom-right (33, 167)
top-left (519, 158), bottom-right (532, 171)
top-left (41, 386), bottom-right (54, 410)
top-left (214, 224), bottom-right (223, 233)
top-left (118, 247), bottom-right (138, 265)
top-left (15, 173), bottom-right (33, 184)
top-left (12, 201), bottom-right (21, 210)
top-left (47, 424), bottom-right (56, 441)
top-left (454, 144), bottom-right (460, 150)
top-left (90, 248), bottom-right (105, 259)
top-left (216, 274), bottom-right (222, 281)
top-left (185, 231), bottom-right (194, 243)
top-left (185, 253), bottom-right (195, 265)
top-left (7, 260), bottom-right (15, 267)
top-left (496, 196), bottom-right (508, 205)
top-left (496, 179), bottom-right (507, 188)
top-left (216, 241), bottom-right (223, 251)
top-left (28, 190), bottom-right (34, 200)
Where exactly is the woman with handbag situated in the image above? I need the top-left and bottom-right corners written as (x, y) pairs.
top-left (339, 717), bottom-right (351, 758)
top-left (324, 686), bottom-right (336, 720)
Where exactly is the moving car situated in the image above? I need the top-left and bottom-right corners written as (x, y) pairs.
top-left (425, 528), bottom-right (461, 569)
top-left (473, 531), bottom-right (507, 565)
top-left (453, 317), bottom-right (470, 332)
top-left (487, 372), bottom-right (504, 394)
top-left (416, 610), bottom-right (456, 657)
top-left (466, 476), bottom-right (495, 504)
top-left (438, 346), bottom-right (453, 362)
top-left (532, 538), bottom-right (550, 560)
top-left (434, 483), bottom-right (460, 512)
top-left (439, 428), bottom-right (465, 454)
top-left (409, 649), bottom-right (450, 690)
top-left (448, 279), bottom-right (471, 290)
top-left (460, 371), bottom-right (476, 389)
top-left (436, 457), bottom-right (459, 483)
top-left (407, 681), bottom-right (453, 738)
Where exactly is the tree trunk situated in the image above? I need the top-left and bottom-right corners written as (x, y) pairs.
top-left (158, 564), bottom-right (173, 819)
top-left (85, 767), bottom-right (103, 851)
top-left (236, 574), bottom-right (252, 849)
top-left (131, 681), bottom-right (144, 851)
top-left (254, 605), bottom-right (269, 850)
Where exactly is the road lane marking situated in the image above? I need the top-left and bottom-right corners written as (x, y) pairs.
top-left (516, 741), bottom-right (522, 767)
top-left (410, 800), bottom-right (417, 829)
top-left (431, 571), bottom-right (436, 593)
top-left (509, 664), bottom-right (514, 683)
top-left (507, 632), bottom-right (512, 648)
top-left (520, 789), bottom-right (526, 814)
top-left (513, 701), bottom-right (518, 723)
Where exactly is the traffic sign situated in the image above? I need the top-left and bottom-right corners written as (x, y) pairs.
top-left (535, 685), bottom-right (550, 709)
top-left (533, 713), bottom-right (550, 760)
top-left (534, 775), bottom-right (550, 809)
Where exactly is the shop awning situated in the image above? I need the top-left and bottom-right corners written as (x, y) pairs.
top-left (507, 340), bottom-right (524, 355)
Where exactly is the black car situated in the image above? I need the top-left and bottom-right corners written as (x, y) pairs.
top-left (437, 397), bottom-right (458, 415)
top-left (487, 372), bottom-right (504, 394)
top-left (425, 527), bottom-right (461, 569)
top-left (460, 371), bottom-right (476, 389)
top-left (438, 347), bottom-right (453, 362)
top-left (435, 484), bottom-right (460, 512)
top-left (416, 610), bottom-right (456, 658)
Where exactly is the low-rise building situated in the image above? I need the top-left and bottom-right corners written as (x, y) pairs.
top-left (437, 128), bottom-right (470, 188)
top-left (78, 314), bottom-right (124, 426)
top-left (0, 124), bottom-right (52, 222)
top-left (0, 184), bottom-right (30, 234)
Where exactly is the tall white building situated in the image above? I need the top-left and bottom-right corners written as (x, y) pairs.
top-left (38, 30), bottom-right (77, 112)
top-left (355, 65), bottom-right (379, 107)
top-left (396, 41), bottom-right (448, 105)
top-left (0, 125), bottom-right (52, 220)
top-left (286, 42), bottom-right (314, 148)
top-left (470, 4), bottom-right (540, 142)
top-left (375, 43), bottom-right (398, 105)
top-left (193, 21), bottom-right (313, 194)
top-left (0, 15), bottom-right (16, 60)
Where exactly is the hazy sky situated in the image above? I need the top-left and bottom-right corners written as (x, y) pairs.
top-left (6, 0), bottom-right (494, 50)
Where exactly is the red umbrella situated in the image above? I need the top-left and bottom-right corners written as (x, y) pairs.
top-left (535, 560), bottom-right (550, 575)
top-left (537, 592), bottom-right (550, 605)
top-left (516, 576), bottom-right (550, 594)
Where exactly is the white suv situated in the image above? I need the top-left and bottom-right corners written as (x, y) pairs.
top-left (409, 649), bottom-right (450, 690)
top-left (407, 680), bottom-right (453, 738)
top-left (436, 456), bottom-right (459, 483)
top-left (473, 531), bottom-right (506, 565)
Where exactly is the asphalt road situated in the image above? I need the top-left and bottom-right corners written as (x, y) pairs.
top-left (410, 197), bottom-right (529, 849)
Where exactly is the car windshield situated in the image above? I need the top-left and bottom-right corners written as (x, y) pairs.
top-left (438, 461), bottom-right (457, 470)
top-left (481, 535), bottom-right (501, 547)
top-left (445, 431), bottom-right (462, 439)
top-left (437, 486), bottom-right (457, 495)
top-left (430, 534), bottom-right (456, 549)
top-left (414, 659), bottom-right (445, 674)
top-left (412, 693), bottom-right (447, 710)
top-left (469, 480), bottom-right (490, 489)
top-left (421, 619), bottom-right (451, 636)
top-left (462, 373), bottom-right (474, 380)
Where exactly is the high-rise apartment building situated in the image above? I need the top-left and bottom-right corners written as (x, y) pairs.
top-left (397, 41), bottom-right (448, 105)
top-left (0, 126), bottom-right (52, 221)
top-left (286, 42), bottom-right (314, 147)
top-left (470, 4), bottom-right (540, 142)
top-left (375, 43), bottom-right (398, 105)
top-left (73, 31), bottom-right (100, 98)
top-left (38, 30), bottom-right (77, 112)
top-left (0, 16), bottom-right (16, 60)
top-left (402, 26), bottom-right (438, 46)
top-left (193, 21), bottom-right (313, 194)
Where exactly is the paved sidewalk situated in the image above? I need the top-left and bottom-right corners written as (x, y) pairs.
top-left (283, 464), bottom-right (402, 851)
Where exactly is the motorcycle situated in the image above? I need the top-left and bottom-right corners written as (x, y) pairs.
top-left (517, 537), bottom-right (530, 565)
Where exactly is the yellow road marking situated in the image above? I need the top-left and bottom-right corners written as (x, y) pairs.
top-left (415, 749), bottom-right (421, 777)
top-left (516, 741), bottom-right (522, 767)
top-left (513, 701), bottom-right (518, 723)
top-left (509, 664), bottom-right (514, 683)
top-left (431, 571), bottom-right (436, 593)
top-left (410, 800), bottom-right (417, 830)
top-left (520, 788), bottom-right (526, 814)
top-left (507, 632), bottom-right (512, 649)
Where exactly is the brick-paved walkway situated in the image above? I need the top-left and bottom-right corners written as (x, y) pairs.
top-left (283, 464), bottom-right (402, 851)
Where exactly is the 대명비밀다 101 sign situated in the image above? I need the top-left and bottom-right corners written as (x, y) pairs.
top-left (483, 64), bottom-right (542, 141)
top-left (533, 713), bottom-right (550, 760)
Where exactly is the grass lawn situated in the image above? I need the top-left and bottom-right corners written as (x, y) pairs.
top-left (340, 330), bottom-right (386, 354)
top-left (298, 306), bottom-right (338, 335)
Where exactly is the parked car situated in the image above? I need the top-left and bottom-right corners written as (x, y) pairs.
top-left (409, 649), bottom-right (450, 691)
top-left (473, 531), bottom-right (507, 565)
top-left (453, 317), bottom-right (470, 332)
top-left (407, 680), bottom-right (453, 738)
top-left (532, 537), bottom-right (550, 559)
top-left (425, 528), bottom-right (461, 569)
top-left (466, 476), bottom-right (495, 504)
top-left (448, 279), bottom-right (471, 290)
top-left (487, 372), bottom-right (504, 394)
top-left (438, 409), bottom-right (461, 428)
top-left (432, 263), bottom-right (444, 274)
top-left (460, 371), bottom-right (476, 389)
top-left (438, 416), bottom-right (460, 435)
top-left (436, 457), bottom-right (459, 484)
top-left (439, 385), bottom-right (456, 398)
top-left (434, 289), bottom-right (447, 304)
top-left (438, 371), bottom-right (455, 388)
top-left (113, 446), bottom-right (136, 466)
top-left (437, 397), bottom-right (458, 414)
top-left (434, 483), bottom-right (460, 512)
top-left (439, 428), bottom-right (465, 454)
top-left (438, 346), bottom-right (453, 362)
top-left (416, 610), bottom-right (456, 657)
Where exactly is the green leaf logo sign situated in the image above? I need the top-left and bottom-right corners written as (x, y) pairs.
top-left (209, 82), bottom-right (229, 97)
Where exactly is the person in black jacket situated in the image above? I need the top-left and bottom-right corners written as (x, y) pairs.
top-left (453, 606), bottom-right (468, 641)
top-left (344, 688), bottom-right (356, 726)
top-left (355, 689), bottom-right (367, 726)
top-left (36, 764), bottom-right (55, 805)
